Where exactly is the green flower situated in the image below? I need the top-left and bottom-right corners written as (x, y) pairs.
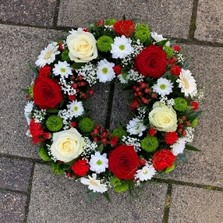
top-left (111, 176), bottom-right (129, 193)
top-left (141, 136), bottom-right (159, 153)
top-left (78, 117), bottom-right (94, 133)
top-left (105, 18), bottom-right (117, 25)
top-left (28, 84), bottom-right (34, 98)
top-left (174, 97), bottom-right (188, 111)
top-left (97, 35), bottom-right (114, 52)
top-left (111, 128), bottom-right (127, 139)
top-left (191, 118), bottom-right (198, 128)
top-left (46, 115), bottom-right (63, 132)
top-left (134, 24), bottom-right (150, 43)
top-left (38, 147), bottom-right (51, 161)
top-left (163, 46), bottom-right (174, 58)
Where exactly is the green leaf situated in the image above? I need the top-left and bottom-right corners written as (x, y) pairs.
top-left (22, 88), bottom-right (30, 94)
top-left (71, 62), bottom-right (86, 69)
top-left (185, 144), bottom-right (201, 152)
top-left (103, 191), bottom-right (111, 202)
top-left (144, 36), bottom-right (152, 46)
top-left (155, 40), bottom-right (168, 46)
top-left (38, 147), bottom-right (51, 161)
top-left (46, 108), bottom-right (59, 114)
top-left (51, 163), bottom-right (67, 175)
top-left (97, 144), bottom-right (104, 153)
top-left (29, 64), bottom-right (38, 74)
top-left (165, 163), bottom-right (175, 173)
top-left (61, 50), bottom-right (70, 62)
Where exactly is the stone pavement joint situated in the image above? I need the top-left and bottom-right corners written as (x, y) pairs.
top-left (188, 0), bottom-right (199, 39)
top-left (162, 184), bottom-right (172, 223)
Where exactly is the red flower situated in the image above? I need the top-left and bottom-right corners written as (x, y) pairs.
top-left (113, 65), bottom-right (122, 75)
top-left (108, 145), bottom-right (139, 180)
top-left (152, 149), bottom-right (176, 171)
top-left (33, 77), bottom-right (62, 109)
top-left (29, 120), bottom-right (46, 144)
top-left (172, 45), bottom-right (181, 52)
top-left (148, 128), bottom-right (157, 137)
top-left (170, 65), bottom-right (181, 76)
top-left (167, 57), bottom-right (177, 65)
top-left (71, 159), bottom-right (90, 177)
top-left (39, 65), bottom-right (51, 78)
top-left (68, 95), bottom-right (76, 101)
top-left (135, 45), bottom-right (167, 78)
top-left (191, 101), bottom-right (199, 110)
top-left (110, 136), bottom-right (119, 147)
top-left (130, 99), bottom-right (140, 110)
top-left (164, 132), bottom-right (178, 145)
top-left (96, 19), bottom-right (104, 27)
top-left (113, 20), bottom-right (135, 37)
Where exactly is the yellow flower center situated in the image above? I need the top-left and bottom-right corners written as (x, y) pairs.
top-left (73, 106), bottom-right (78, 111)
top-left (119, 45), bottom-right (125, 50)
top-left (102, 67), bottom-right (108, 74)
top-left (96, 160), bottom-right (103, 165)
top-left (60, 68), bottom-right (66, 73)
top-left (89, 179), bottom-right (99, 186)
top-left (181, 77), bottom-right (190, 89)
top-left (44, 51), bottom-right (52, 59)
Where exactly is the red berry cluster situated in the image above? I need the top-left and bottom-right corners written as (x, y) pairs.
top-left (90, 125), bottom-right (110, 145)
top-left (177, 115), bottom-right (191, 136)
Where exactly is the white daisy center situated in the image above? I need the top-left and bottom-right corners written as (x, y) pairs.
top-left (143, 169), bottom-right (148, 175)
top-left (44, 51), bottom-right (53, 59)
top-left (89, 179), bottom-right (99, 187)
top-left (60, 68), bottom-right (66, 73)
top-left (72, 106), bottom-right (79, 111)
top-left (181, 77), bottom-right (190, 89)
top-left (119, 45), bottom-right (125, 50)
top-left (102, 67), bottom-right (108, 74)
top-left (96, 160), bottom-right (103, 165)
top-left (160, 84), bottom-right (166, 90)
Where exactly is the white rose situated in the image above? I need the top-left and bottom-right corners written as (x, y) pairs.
top-left (149, 102), bottom-right (177, 132)
top-left (66, 30), bottom-right (98, 62)
top-left (50, 128), bottom-right (85, 163)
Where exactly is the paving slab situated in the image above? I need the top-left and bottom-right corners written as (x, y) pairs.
top-left (0, 0), bottom-right (57, 27)
top-left (195, 0), bottom-right (223, 43)
top-left (57, 0), bottom-right (193, 38)
top-left (28, 163), bottom-right (167, 223)
top-left (169, 185), bottom-right (223, 223)
top-left (0, 191), bottom-right (27, 223)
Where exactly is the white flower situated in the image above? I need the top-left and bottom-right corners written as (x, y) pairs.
top-left (68, 101), bottom-right (84, 117)
top-left (176, 69), bottom-right (197, 97)
top-left (35, 42), bottom-right (60, 67)
top-left (171, 138), bottom-right (186, 156)
top-left (135, 165), bottom-right (156, 181)
top-left (89, 152), bottom-right (108, 173)
top-left (111, 35), bottom-right (133, 59)
top-left (152, 78), bottom-right (173, 96)
top-left (24, 101), bottom-right (34, 124)
top-left (80, 174), bottom-right (108, 193)
top-left (185, 127), bottom-right (194, 143)
top-left (127, 118), bottom-right (146, 137)
top-left (96, 59), bottom-right (115, 83)
top-left (151, 32), bottom-right (170, 46)
top-left (53, 61), bottom-right (72, 78)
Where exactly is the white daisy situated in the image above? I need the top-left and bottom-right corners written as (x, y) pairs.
top-left (135, 165), bottom-right (156, 181)
top-left (152, 78), bottom-right (173, 96)
top-left (24, 101), bottom-right (34, 124)
top-left (171, 138), bottom-right (186, 156)
top-left (67, 101), bottom-right (84, 117)
top-left (53, 61), bottom-right (72, 78)
top-left (35, 42), bottom-right (60, 67)
top-left (89, 152), bottom-right (108, 174)
top-left (80, 174), bottom-right (108, 193)
top-left (151, 32), bottom-right (170, 46)
top-left (127, 118), bottom-right (146, 137)
top-left (176, 69), bottom-right (197, 97)
top-left (111, 35), bottom-right (133, 59)
top-left (96, 59), bottom-right (115, 83)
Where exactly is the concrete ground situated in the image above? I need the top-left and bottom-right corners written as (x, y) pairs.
top-left (0, 0), bottom-right (223, 222)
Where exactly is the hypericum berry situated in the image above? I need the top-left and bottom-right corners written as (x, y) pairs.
top-left (135, 87), bottom-right (141, 92)
top-left (101, 132), bottom-right (108, 138)
top-left (144, 88), bottom-right (150, 94)
top-left (130, 99), bottom-right (140, 110)
top-left (77, 76), bottom-right (83, 81)
top-left (141, 98), bottom-right (149, 104)
top-left (172, 44), bottom-right (181, 52)
top-left (148, 128), bottom-right (157, 136)
top-left (68, 95), bottom-right (76, 101)
top-left (93, 137), bottom-right (99, 142)
top-left (101, 138), bottom-right (108, 145)
top-left (140, 82), bottom-right (147, 89)
top-left (71, 121), bottom-right (77, 128)
top-left (88, 89), bottom-right (94, 96)
top-left (139, 158), bottom-right (146, 166)
top-left (182, 130), bottom-right (187, 136)
top-left (92, 128), bottom-right (99, 135)
top-left (72, 83), bottom-right (78, 89)
top-left (151, 93), bottom-right (157, 99)
top-left (185, 121), bottom-right (191, 126)
top-left (79, 81), bottom-right (87, 87)
top-left (181, 115), bottom-right (187, 121)
top-left (191, 101), bottom-right (199, 110)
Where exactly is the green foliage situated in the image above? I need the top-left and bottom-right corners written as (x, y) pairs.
top-left (46, 115), bottom-right (63, 132)
top-left (61, 50), bottom-right (70, 62)
top-left (51, 162), bottom-right (68, 175)
top-left (185, 144), bottom-right (201, 152)
top-left (164, 163), bottom-right (175, 173)
top-left (140, 136), bottom-right (159, 153)
top-left (134, 23), bottom-right (150, 43)
top-left (111, 127), bottom-right (127, 139)
top-left (29, 64), bottom-right (38, 75)
top-left (174, 97), bottom-right (188, 111)
top-left (78, 117), bottom-right (94, 133)
top-left (163, 46), bottom-right (174, 58)
top-left (105, 18), bottom-right (117, 25)
top-left (46, 108), bottom-right (59, 114)
top-left (97, 35), bottom-right (114, 52)
top-left (38, 147), bottom-right (51, 161)
top-left (111, 176), bottom-right (129, 193)
top-left (191, 118), bottom-right (198, 128)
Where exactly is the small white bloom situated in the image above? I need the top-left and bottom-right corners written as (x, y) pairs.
top-left (135, 165), bottom-right (156, 181)
top-left (111, 36), bottom-right (133, 59)
top-left (176, 69), bottom-right (197, 97)
top-left (151, 32), bottom-right (170, 46)
top-left (53, 61), bottom-right (72, 78)
top-left (127, 118), bottom-right (146, 137)
top-left (68, 101), bottom-right (84, 117)
top-left (185, 127), bottom-right (194, 143)
top-left (24, 101), bottom-right (34, 124)
top-left (89, 152), bottom-right (108, 173)
top-left (96, 59), bottom-right (115, 83)
top-left (171, 138), bottom-right (186, 156)
top-left (80, 174), bottom-right (108, 193)
top-left (153, 78), bottom-right (173, 96)
top-left (35, 42), bottom-right (60, 67)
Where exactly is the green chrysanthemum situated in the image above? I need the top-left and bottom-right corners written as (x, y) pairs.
top-left (163, 46), bottom-right (174, 58)
top-left (111, 128), bottom-right (127, 139)
top-left (141, 136), bottom-right (159, 153)
top-left (111, 176), bottom-right (129, 193)
top-left (105, 18), bottom-right (117, 25)
top-left (38, 147), bottom-right (51, 161)
top-left (46, 115), bottom-right (63, 132)
top-left (134, 24), bottom-right (150, 43)
top-left (97, 35), bottom-right (114, 52)
top-left (174, 97), bottom-right (188, 111)
top-left (78, 117), bottom-right (94, 133)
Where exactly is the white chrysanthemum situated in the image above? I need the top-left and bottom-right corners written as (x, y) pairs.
top-left (89, 152), bottom-right (108, 174)
top-left (176, 69), bottom-right (197, 97)
top-left (127, 118), bottom-right (146, 137)
top-left (67, 101), bottom-right (84, 117)
top-left (96, 59), bottom-right (115, 83)
top-left (152, 78), bottom-right (173, 96)
top-left (53, 61), bottom-right (72, 78)
top-left (151, 32), bottom-right (170, 46)
top-left (135, 165), bottom-right (156, 181)
top-left (35, 42), bottom-right (60, 67)
top-left (80, 174), bottom-right (108, 193)
top-left (111, 35), bottom-right (133, 59)
top-left (171, 138), bottom-right (186, 156)
top-left (24, 101), bottom-right (34, 124)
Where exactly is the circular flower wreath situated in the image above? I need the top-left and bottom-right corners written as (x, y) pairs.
top-left (24, 18), bottom-right (201, 196)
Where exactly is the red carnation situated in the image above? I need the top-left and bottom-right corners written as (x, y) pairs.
top-left (130, 99), bottom-right (140, 110)
top-left (170, 65), bottom-right (181, 76)
top-left (29, 120), bottom-right (46, 144)
top-left (164, 132), bottom-right (178, 145)
top-left (113, 20), bottom-right (135, 37)
top-left (108, 145), bottom-right (139, 180)
top-left (191, 101), bottom-right (199, 110)
top-left (33, 77), bottom-right (62, 109)
top-left (152, 149), bottom-right (176, 171)
top-left (172, 45), bottom-right (181, 52)
top-left (167, 57), bottom-right (177, 65)
top-left (113, 65), bottom-right (122, 75)
top-left (110, 136), bottom-right (119, 147)
top-left (71, 159), bottom-right (90, 177)
top-left (39, 65), bottom-right (51, 78)
top-left (135, 45), bottom-right (167, 78)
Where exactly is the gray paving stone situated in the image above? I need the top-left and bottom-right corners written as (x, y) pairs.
top-left (195, 0), bottom-right (223, 43)
top-left (57, 0), bottom-right (193, 38)
top-left (0, 191), bottom-right (27, 223)
top-left (0, 157), bottom-right (33, 192)
top-left (0, 0), bottom-right (57, 27)
top-left (169, 185), bottom-right (223, 223)
top-left (28, 163), bottom-right (167, 223)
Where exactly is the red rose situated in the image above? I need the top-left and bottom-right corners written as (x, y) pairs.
top-left (38, 65), bottom-right (51, 78)
top-left (170, 65), bottom-right (181, 76)
top-left (113, 20), bottom-right (135, 37)
top-left (71, 159), bottom-right (90, 177)
top-left (164, 132), bottom-right (178, 145)
top-left (152, 149), bottom-right (176, 171)
top-left (113, 65), bottom-right (122, 75)
top-left (33, 77), bottom-right (62, 109)
top-left (135, 45), bottom-right (167, 78)
top-left (108, 145), bottom-right (139, 180)
top-left (130, 99), bottom-right (140, 110)
top-left (190, 101), bottom-right (199, 110)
